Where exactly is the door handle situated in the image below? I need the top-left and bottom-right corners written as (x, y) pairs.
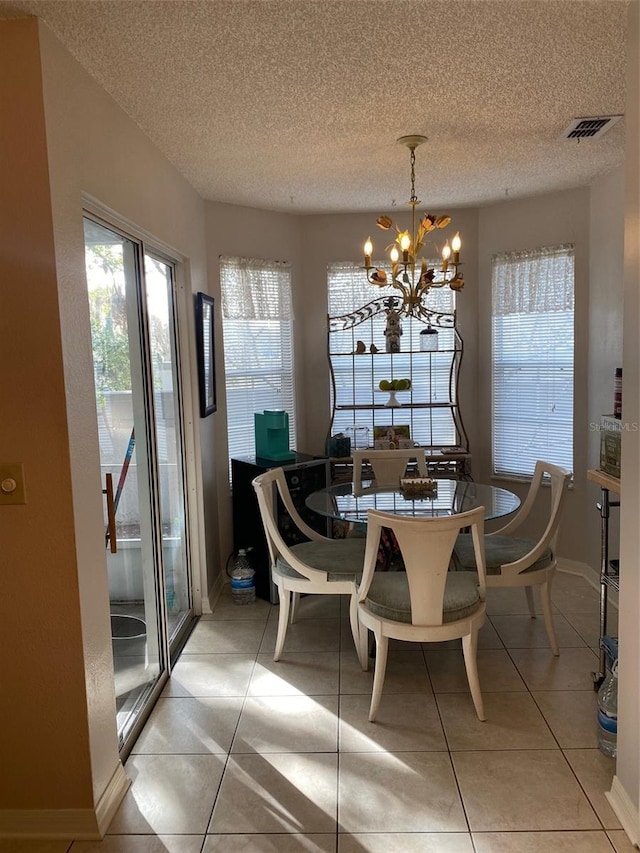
top-left (104, 473), bottom-right (118, 554)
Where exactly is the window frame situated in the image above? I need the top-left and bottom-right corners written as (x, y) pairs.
top-left (490, 243), bottom-right (575, 481)
top-left (219, 256), bottom-right (296, 469)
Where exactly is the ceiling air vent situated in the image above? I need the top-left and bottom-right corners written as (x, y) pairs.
top-left (560, 115), bottom-right (623, 140)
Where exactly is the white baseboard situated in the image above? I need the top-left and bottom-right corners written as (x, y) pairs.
top-left (0, 762), bottom-right (130, 840)
top-left (607, 775), bottom-right (640, 848)
top-left (557, 557), bottom-right (599, 587)
top-left (204, 571), bottom-right (226, 614)
top-left (556, 557), bottom-right (618, 610)
top-left (95, 761), bottom-right (130, 837)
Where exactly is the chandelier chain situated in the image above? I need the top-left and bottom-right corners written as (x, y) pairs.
top-left (362, 134), bottom-right (464, 315)
top-left (409, 148), bottom-right (417, 205)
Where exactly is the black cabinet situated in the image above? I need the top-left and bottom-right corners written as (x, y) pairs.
top-left (231, 454), bottom-right (330, 603)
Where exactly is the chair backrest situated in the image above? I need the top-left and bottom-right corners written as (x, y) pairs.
top-left (493, 460), bottom-right (571, 571)
top-left (251, 468), bottom-right (327, 582)
top-left (352, 448), bottom-right (428, 491)
top-left (358, 506), bottom-right (487, 626)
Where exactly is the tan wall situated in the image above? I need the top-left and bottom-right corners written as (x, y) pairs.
top-left (37, 16), bottom-right (214, 801)
top-left (1, 14), bottom-right (215, 824)
top-left (0, 18), bottom-right (93, 809)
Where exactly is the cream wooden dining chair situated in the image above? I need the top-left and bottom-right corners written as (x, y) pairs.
top-left (452, 460), bottom-right (571, 656)
top-left (352, 448), bottom-right (428, 492)
top-left (252, 468), bottom-right (366, 661)
top-left (357, 505), bottom-right (488, 722)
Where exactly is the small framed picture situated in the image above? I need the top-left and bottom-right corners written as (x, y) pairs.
top-left (195, 292), bottom-right (216, 417)
top-left (373, 425), bottom-right (412, 450)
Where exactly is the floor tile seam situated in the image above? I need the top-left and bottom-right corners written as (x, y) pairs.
top-left (527, 688), bottom-right (582, 751)
top-left (501, 644), bottom-right (548, 693)
top-left (430, 680), bottom-right (453, 753)
top-left (468, 829), bottom-right (615, 836)
top-left (249, 691), bottom-right (341, 698)
top-left (336, 750), bottom-right (471, 835)
top-left (204, 685), bottom-right (254, 835)
top-left (551, 604), bottom-right (602, 616)
top-left (103, 831), bottom-right (208, 838)
top-left (444, 745), bottom-right (474, 836)
top-left (504, 645), bottom-right (592, 652)
top-left (429, 687), bottom-right (530, 694)
top-left (232, 748), bottom-right (342, 755)
top-left (452, 746), bottom-right (608, 833)
top-left (559, 746), bottom-right (618, 832)
top-left (484, 622), bottom-right (507, 650)
top-left (446, 744), bottom-right (586, 756)
top-left (162, 692), bottom-right (252, 699)
top-left (177, 651), bottom-right (264, 657)
top-left (432, 686), bottom-right (563, 744)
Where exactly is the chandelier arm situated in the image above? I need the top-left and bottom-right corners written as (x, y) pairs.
top-left (386, 279), bottom-right (410, 301)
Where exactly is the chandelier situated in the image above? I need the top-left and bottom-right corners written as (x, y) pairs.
top-left (363, 135), bottom-right (464, 316)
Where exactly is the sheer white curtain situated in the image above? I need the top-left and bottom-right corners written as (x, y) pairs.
top-left (491, 244), bottom-right (575, 478)
top-left (220, 257), bottom-right (295, 466)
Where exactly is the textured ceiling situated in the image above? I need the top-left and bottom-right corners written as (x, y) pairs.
top-left (0, 0), bottom-right (629, 213)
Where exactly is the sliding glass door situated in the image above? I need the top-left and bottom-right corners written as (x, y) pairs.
top-left (84, 215), bottom-right (193, 750)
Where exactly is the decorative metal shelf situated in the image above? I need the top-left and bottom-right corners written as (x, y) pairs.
top-left (331, 348), bottom-right (458, 357)
top-left (335, 402), bottom-right (457, 410)
top-left (328, 296), bottom-right (469, 472)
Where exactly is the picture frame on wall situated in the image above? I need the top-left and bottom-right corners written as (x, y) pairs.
top-left (195, 292), bottom-right (216, 417)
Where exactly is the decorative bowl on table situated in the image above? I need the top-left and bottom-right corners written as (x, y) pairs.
top-left (399, 477), bottom-right (438, 498)
top-left (378, 378), bottom-right (411, 407)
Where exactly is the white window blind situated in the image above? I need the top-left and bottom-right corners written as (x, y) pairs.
top-left (491, 244), bottom-right (574, 478)
top-left (220, 257), bottom-right (295, 466)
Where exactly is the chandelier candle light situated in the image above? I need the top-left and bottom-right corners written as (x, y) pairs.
top-left (363, 135), bottom-right (464, 316)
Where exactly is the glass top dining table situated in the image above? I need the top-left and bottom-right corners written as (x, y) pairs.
top-left (305, 479), bottom-right (521, 524)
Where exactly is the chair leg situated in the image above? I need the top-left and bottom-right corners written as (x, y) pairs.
top-left (290, 592), bottom-right (300, 625)
top-left (540, 576), bottom-right (559, 656)
top-left (358, 620), bottom-right (370, 671)
top-left (525, 586), bottom-right (537, 618)
top-left (274, 583), bottom-right (290, 662)
top-left (462, 629), bottom-right (486, 721)
top-left (369, 630), bottom-right (388, 723)
top-left (348, 594), bottom-right (365, 668)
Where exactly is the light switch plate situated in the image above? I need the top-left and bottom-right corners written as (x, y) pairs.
top-left (0, 463), bottom-right (27, 505)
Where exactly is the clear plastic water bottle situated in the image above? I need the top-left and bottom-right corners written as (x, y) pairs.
top-left (597, 659), bottom-right (618, 758)
top-left (229, 549), bottom-right (256, 605)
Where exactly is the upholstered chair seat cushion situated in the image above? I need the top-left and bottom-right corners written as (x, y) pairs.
top-left (363, 571), bottom-right (482, 624)
top-left (454, 534), bottom-right (553, 575)
top-left (275, 538), bottom-right (366, 581)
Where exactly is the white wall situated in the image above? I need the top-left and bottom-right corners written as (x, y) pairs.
top-left (586, 167), bottom-right (625, 569)
top-left (204, 202), bottom-right (301, 572)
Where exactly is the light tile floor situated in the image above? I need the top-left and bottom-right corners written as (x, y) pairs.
top-left (8, 571), bottom-right (634, 853)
